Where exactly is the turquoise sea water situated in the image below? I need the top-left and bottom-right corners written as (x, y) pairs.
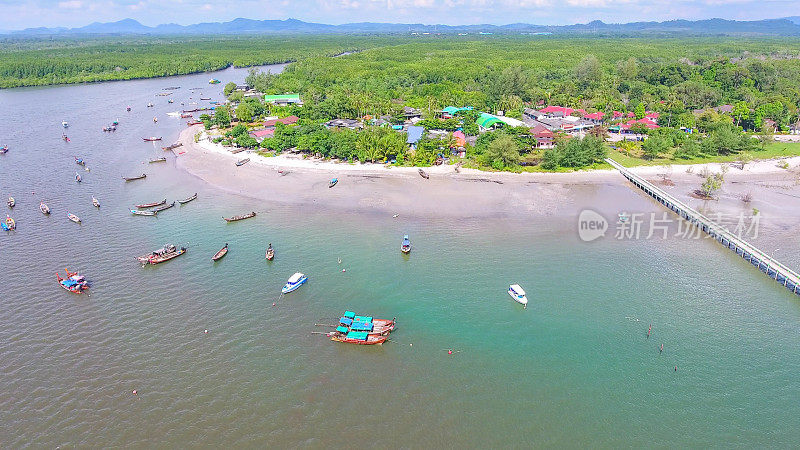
top-left (1, 66), bottom-right (799, 447)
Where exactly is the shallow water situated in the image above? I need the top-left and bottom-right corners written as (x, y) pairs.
top-left (1, 65), bottom-right (800, 447)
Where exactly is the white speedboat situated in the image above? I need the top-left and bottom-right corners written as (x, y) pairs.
top-left (508, 284), bottom-right (528, 307)
top-left (282, 272), bottom-right (308, 294)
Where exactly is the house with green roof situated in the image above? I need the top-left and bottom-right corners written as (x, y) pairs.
top-left (263, 94), bottom-right (303, 107)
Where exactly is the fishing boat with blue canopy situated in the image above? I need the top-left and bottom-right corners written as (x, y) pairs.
top-left (401, 235), bottom-right (411, 253)
top-left (335, 311), bottom-right (396, 336)
top-left (282, 272), bottom-right (308, 294)
top-left (56, 269), bottom-right (89, 294)
top-left (330, 330), bottom-right (387, 345)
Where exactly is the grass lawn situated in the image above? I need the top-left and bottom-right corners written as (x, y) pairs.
top-left (609, 141), bottom-right (800, 168)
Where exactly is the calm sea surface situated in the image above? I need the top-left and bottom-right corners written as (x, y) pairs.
top-left (1, 65), bottom-right (799, 448)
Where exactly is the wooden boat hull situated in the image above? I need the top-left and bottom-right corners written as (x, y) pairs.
top-left (68, 214), bottom-right (81, 223)
top-left (148, 158), bottom-right (167, 163)
top-left (418, 169), bottom-right (429, 179)
top-left (57, 271), bottom-right (88, 294)
top-left (140, 248), bottom-right (186, 265)
top-left (142, 137), bottom-right (162, 141)
top-left (151, 202), bottom-right (175, 213)
top-left (135, 199), bottom-right (166, 209)
top-left (266, 249), bottom-right (274, 261)
top-left (130, 209), bottom-right (156, 216)
top-left (330, 334), bottom-right (388, 345)
top-left (235, 158), bottom-right (250, 166)
top-left (224, 211), bottom-right (256, 222)
top-left (178, 193), bottom-right (197, 204)
top-left (212, 245), bottom-right (228, 261)
top-left (123, 174), bottom-right (147, 182)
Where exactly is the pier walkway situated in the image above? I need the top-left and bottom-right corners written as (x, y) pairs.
top-left (606, 158), bottom-right (800, 296)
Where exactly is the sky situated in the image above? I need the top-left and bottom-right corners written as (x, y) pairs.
top-left (2, 0), bottom-right (798, 30)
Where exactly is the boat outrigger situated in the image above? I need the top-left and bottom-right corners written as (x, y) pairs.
top-left (137, 244), bottom-right (186, 265)
top-left (178, 193), bottom-right (197, 204)
top-left (281, 272), bottom-right (308, 294)
top-left (57, 269), bottom-right (89, 294)
top-left (123, 174), bottom-right (147, 182)
top-left (223, 211), bottom-right (256, 222)
top-left (212, 243), bottom-right (228, 262)
top-left (135, 199), bottom-right (166, 209)
top-left (401, 235), bottom-right (411, 254)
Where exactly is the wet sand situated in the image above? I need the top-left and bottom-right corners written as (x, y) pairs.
top-left (174, 126), bottom-right (800, 230)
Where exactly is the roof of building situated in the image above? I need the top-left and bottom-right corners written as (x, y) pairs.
top-left (407, 126), bottom-right (424, 144)
top-left (584, 112), bottom-right (605, 120)
top-left (442, 106), bottom-right (473, 115)
top-left (263, 115), bottom-right (300, 127)
top-left (540, 105), bottom-right (574, 116)
top-left (264, 93), bottom-right (301, 103)
top-left (529, 124), bottom-right (554, 137)
top-left (476, 113), bottom-right (505, 129)
top-left (250, 129), bottom-right (275, 138)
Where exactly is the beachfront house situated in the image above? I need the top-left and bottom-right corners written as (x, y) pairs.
top-left (529, 124), bottom-right (555, 148)
top-left (407, 126), bottom-right (424, 149)
top-left (264, 94), bottom-right (303, 107)
top-left (249, 128), bottom-right (275, 142)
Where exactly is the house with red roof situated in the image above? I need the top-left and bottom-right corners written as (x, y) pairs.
top-left (584, 112), bottom-right (605, 123)
top-left (249, 128), bottom-right (275, 141)
top-left (263, 115), bottom-right (300, 127)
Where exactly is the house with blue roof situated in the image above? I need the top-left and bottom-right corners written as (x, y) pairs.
top-left (406, 126), bottom-right (424, 149)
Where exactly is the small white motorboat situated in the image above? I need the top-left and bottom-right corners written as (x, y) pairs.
top-left (508, 284), bottom-right (528, 308)
top-left (62, 121), bottom-right (69, 128)
top-left (281, 272), bottom-right (308, 294)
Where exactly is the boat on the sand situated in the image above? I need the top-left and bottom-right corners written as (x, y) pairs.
top-left (149, 157), bottom-right (167, 163)
top-left (329, 178), bottom-right (338, 188)
top-left (281, 272), bottom-right (307, 294)
top-left (212, 243), bottom-right (228, 262)
top-left (135, 199), bottom-right (166, 209)
top-left (235, 158), bottom-right (250, 166)
top-left (223, 211), bottom-right (256, 222)
top-left (162, 142), bottom-right (183, 151)
top-left (178, 193), bottom-right (197, 204)
top-left (137, 244), bottom-right (186, 265)
top-left (418, 168), bottom-right (429, 179)
top-left (57, 269), bottom-right (89, 294)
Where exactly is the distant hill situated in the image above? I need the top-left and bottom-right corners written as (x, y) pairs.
top-left (8, 17), bottom-right (800, 36)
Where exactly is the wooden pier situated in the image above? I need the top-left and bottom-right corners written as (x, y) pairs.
top-left (606, 158), bottom-right (800, 296)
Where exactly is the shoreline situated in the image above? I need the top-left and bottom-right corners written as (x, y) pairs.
top-left (174, 125), bottom-right (800, 223)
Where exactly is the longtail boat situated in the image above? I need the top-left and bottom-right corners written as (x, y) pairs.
top-left (0, 146), bottom-right (8, 154)
top-left (187, 120), bottom-right (203, 126)
top-left (2, 215), bottom-right (15, 231)
top-left (137, 244), bottom-right (186, 265)
top-left (135, 199), bottom-right (166, 209)
top-left (329, 178), bottom-right (338, 188)
top-left (212, 243), bottom-right (228, 262)
top-left (266, 245), bottom-right (274, 261)
top-left (142, 137), bottom-right (162, 141)
top-left (401, 235), bottom-right (411, 254)
top-left (123, 174), bottom-right (147, 182)
top-left (74, 156), bottom-right (85, 166)
top-left (68, 213), bottom-right (81, 224)
top-left (75, 172), bottom-right (82, 183)
top-left (148, 157), bottom-right (167, 163)
top-left (130, 209), bottom-right (156, 216)
top-left (40, 202), bottom-right (50, 215)
top-left (337, 313), bottom-right (396, 336)
top-left (162, 142), bottom-right (183, 151)
top-left (235, 158), bottom-right (250, 166)
top-left (178, 193), bottom-right (197, 204)
top-left (7, 196), bottom-right (14, 208)
top-left (92, 196), bottom-right (100, 208)
top-left (180, 113), bottom-right (193, 119)
top-left (330, 332), bottom-right (388, 345)
top-left (151, 201), bottom-right (175, 213)
top-left (418, 168), bottom-right (429, 179)
top-left (223, 211), bottom-right (256, 223)
top-left (57, 269), bottom-right (89, 294)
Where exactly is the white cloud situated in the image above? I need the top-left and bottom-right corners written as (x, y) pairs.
top-left (58, 0), bottom-right (83, 8)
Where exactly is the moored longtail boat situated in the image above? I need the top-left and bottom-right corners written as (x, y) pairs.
top-left (7, 196), bottom-right (14, 208)
top-left (178, 193), bottom-right (197, 204)
top-left (148, 157), bottom-right (167, 163)
top-left (68, 213), bottom-right (81, 224)
top-left (75, 172), bottom-right (82, 183)
top-left (162, 142), bottom-right (183, 151)
top-left (130, 209), bottom-right (156, 216)
top-left (336, 312), bottom-right (396, 336)
top-left (330, 332), bottom-right (388, 345)
top-left (212, 243), bottom-right (228, 262)
top-left (401, 235), bottom-right (411, 254)
top-left (0, 146), bottom-right (8, 154)
top-left (74, 156), bottom-right (85, 166)
top-left (135, 199), bottom-right (166, 209)
top-left (92, 196), bottom-right (100, 208)
top-left (123, 174), bottom-right (147, 182)
top-left (137, 244), bottom-right (186, 265)
top-left (40, 202), bottom-right (50, 215)
top-left (266, 245), bottom-right (274, 261)
top-left (151, 201), bottom-right (175, 213)
top-left (223, 211), bottom-right (256, 222)
top-left (57, 269), bottom-right (89, 294)
top-left (142, 137), bottom-right (162, 141)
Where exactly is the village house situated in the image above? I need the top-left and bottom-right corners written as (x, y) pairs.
top-left (263, 115), bottom-right (299, 127)
top-left (406, 126), bottom-right (424, 149)
top-left (324, 118), bottom-right (363, 130)
top-left (263, 93), bottom-right (303, 107)
top-left (529, 124), bottom-right (555, 148)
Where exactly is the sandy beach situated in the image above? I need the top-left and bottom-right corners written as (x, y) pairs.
top-left (174, 125), bottom-right (800, 227)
